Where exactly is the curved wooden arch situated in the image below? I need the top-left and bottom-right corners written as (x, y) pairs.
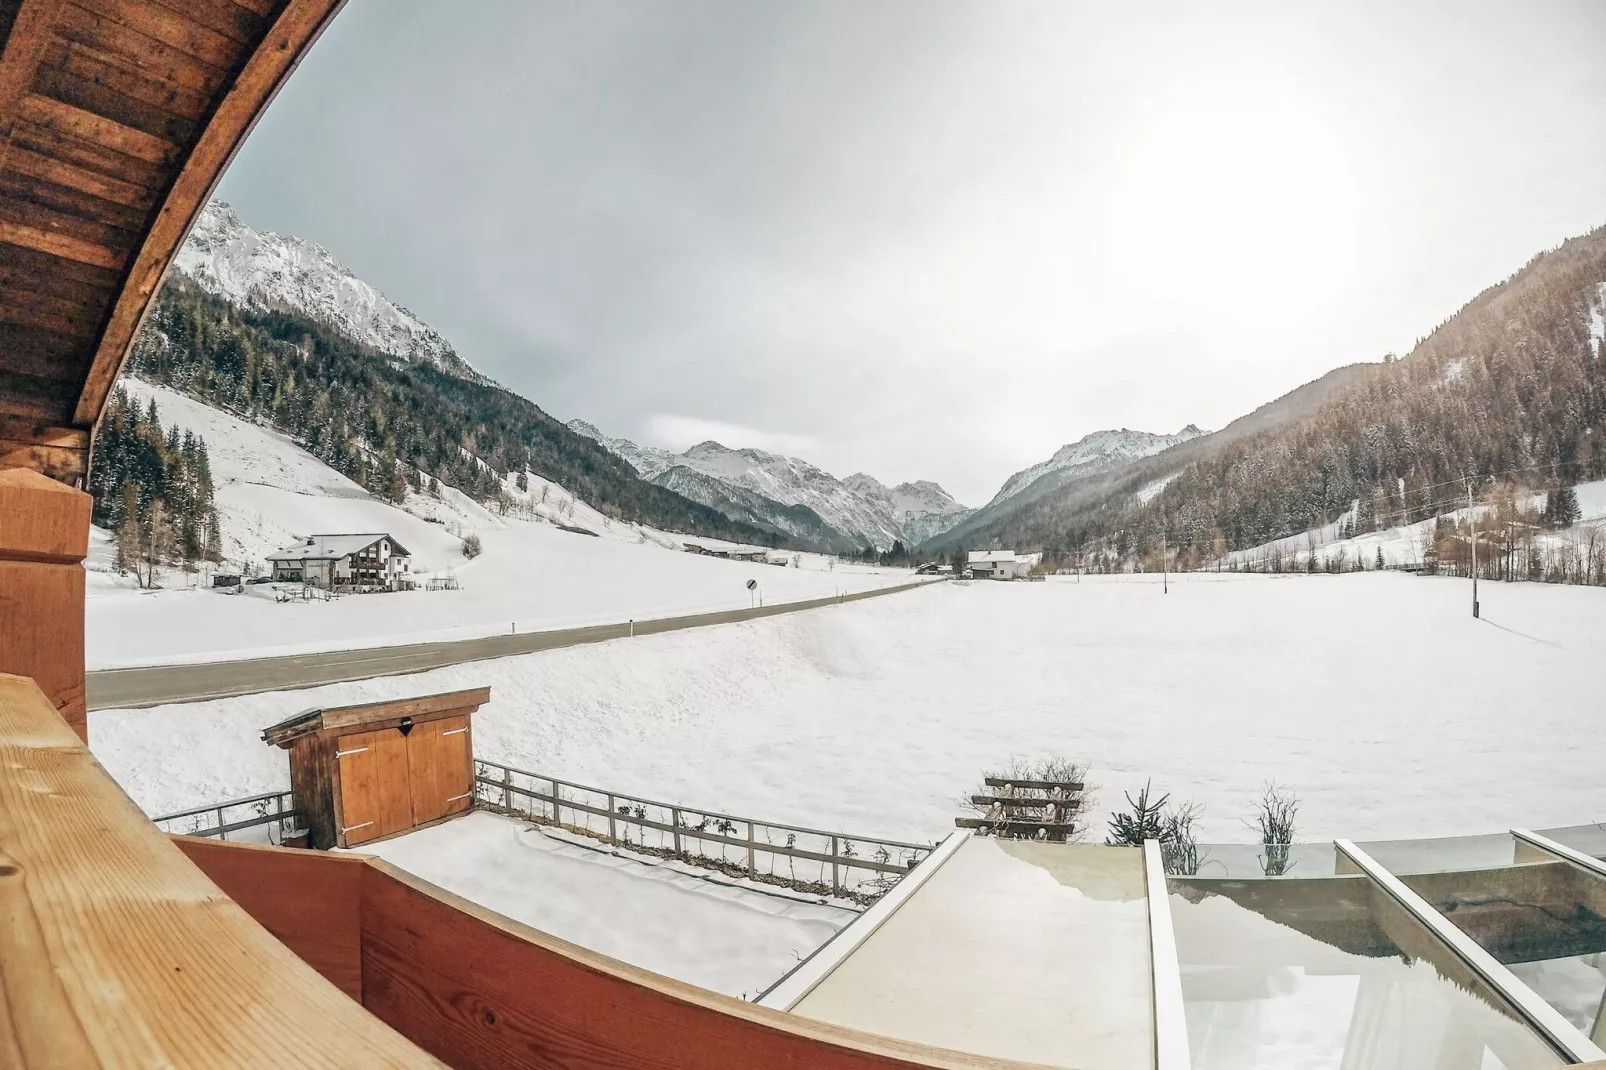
top-left (0, 0), bottom-right (344, 485)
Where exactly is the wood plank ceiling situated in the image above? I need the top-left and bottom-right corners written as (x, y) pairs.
top-left (0, 0), bottom-right (342, 484)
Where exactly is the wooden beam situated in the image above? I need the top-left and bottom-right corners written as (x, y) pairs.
top-left (0, 467), bottom-right (88, 736)
top-left (953, 819), bottom-right (1079, 835)
top-left (0, 1), bottom-right (65, 151)
top-left (969, 796), bottom-right (1051, 808)
top-left (976, 774), bottom-right (1079, 790)
top-left (0, 413), bottom-right (88, 483)
top-left (73, 0), bottom-right (347, 429)
top-left (0, 672), bottom-right (440, 1066)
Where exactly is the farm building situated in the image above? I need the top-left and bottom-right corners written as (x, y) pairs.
top-left (266, 534), bottom-right (414, 591)
top-left (967, 550), bottom-right (1040, 580)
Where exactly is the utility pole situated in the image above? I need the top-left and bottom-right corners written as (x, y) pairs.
top-left (1161, 524), bottom-right (1168, 595)
top-left (1466, 477), bottom-right (1479, 618)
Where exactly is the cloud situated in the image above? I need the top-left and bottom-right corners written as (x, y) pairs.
top-left (643, 414), bottom-right (820, 458)
top-left (218, 0), bottom-right (1606, 504)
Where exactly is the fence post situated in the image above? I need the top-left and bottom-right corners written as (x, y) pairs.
top-left (672, 807), bottom-right (682, 857)
top-left (551, 778), bottom-right (560, 825)
top-left (607, 793), bottom-right (617, 843)
top-left (831, 834), bottom-right (840, 896)
top-left (217, 806), bottom-right (228, 842)
top-left (501, 765), bottom-right (512, 810)
top-left (747, 821), bottom-right (756, 875)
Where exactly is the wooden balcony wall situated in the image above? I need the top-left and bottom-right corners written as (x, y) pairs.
top-left (178, 835), bottom-right (1049, 1070)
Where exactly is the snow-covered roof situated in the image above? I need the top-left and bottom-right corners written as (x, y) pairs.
top-left (266, 533), bottom-right (407, 562)
top-left (968, 550), bottom-right (1016, 563)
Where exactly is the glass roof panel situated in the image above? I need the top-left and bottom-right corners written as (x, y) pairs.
top-left (1536, 823), bottom-right (1606, 862)
top-left (1182, 842), bottom-right (1338, 879)
top-left (1168, 871), bottom-right (1564, 1069)
top-left (1353, 832), bottom-right (1530, 875)
top-left (1403, 859), bottom-right (1606, 1041)
top-left (792, 837), bottom-right (1155, 1069)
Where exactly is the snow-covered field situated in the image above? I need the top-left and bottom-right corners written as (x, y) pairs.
top-left (355, 812), bottom-right (851, 998)
top-left (89, 378), bottom-right (907, 667)
top-left (97, 572), bottom-right (1606, 846)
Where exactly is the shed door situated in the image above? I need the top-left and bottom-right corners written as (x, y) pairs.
top-left (336, 728), bottom-right (413, 847)
top-left (407, 714), bottom-right (474, 825)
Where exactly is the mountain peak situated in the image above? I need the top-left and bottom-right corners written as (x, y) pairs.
top-left (990, 424), bottom-right (1207, 510)
top-left (174, 199), bottom-right (484, 382)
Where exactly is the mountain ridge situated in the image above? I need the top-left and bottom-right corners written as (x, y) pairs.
top-left (175, 201), bottom-right (484, 382)
top-left (568, 421), bottom-right (973, 551)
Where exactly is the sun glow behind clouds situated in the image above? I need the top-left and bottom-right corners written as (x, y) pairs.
top-left (1099, 72), bottom-right (1369, 332)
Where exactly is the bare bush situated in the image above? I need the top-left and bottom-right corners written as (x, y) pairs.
top-left (1249, 781), bottom-right (1300, 876)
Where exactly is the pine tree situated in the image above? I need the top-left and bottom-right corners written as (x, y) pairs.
top-left (1375, 546), bottom-right (1385, 571)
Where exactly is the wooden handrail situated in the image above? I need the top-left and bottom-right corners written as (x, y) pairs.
top-left (0, 672), bottom-right (437, 1067)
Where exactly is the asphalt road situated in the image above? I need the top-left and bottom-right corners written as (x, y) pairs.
top-left (87, 578), bottom-right (936, 711)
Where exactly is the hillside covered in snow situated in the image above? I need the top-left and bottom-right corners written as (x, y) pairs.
top-left (936, 225), bottom-right (1606, 569)
top-left (569, 421), bottom-right (972, 551)
top-left (131, 220), bottom-right (774, 544)
top-left (88, 378), bottom-right (911, 667)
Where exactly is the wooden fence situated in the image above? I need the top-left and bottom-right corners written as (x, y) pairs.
top-left (473, 759), bottom-right (935, 904)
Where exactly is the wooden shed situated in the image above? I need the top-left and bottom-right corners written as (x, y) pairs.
top-left (262, 687), bottom-right (490, 850)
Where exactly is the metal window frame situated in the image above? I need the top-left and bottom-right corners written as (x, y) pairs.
top-left (755, 830), bottom-right (969, 1010)
top-left (1335, 837), bottom-right (1606, 1063)
top-left (1511, 827), bottom-right (1606, 880)
top-left (1142, 839), bottom-right (1191, 1070)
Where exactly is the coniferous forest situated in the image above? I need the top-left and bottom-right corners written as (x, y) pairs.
top-left (122, 275), bottom-right (775, 544)
top-left (88, 388), bottom-right (224, 585)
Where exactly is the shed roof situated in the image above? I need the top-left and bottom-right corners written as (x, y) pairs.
top-left (262, 686), bottom-right (491, 747)
top-left (968, 550), bottom-right (1016, 563)
top-left (266, 533), bottom-right (409, 562)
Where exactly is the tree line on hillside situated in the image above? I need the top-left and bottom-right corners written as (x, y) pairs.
top-left (127, 276), bottom-right (776, 543)
top-left (88, 389), bottom-right (223, 586)
top-left (960, 225), bottom-right (1606, 587)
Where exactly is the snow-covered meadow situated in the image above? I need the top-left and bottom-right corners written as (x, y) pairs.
top-left (88, 378), bottom-right (906, 667)
top-left (97, 571), bottom-right (1606, 846)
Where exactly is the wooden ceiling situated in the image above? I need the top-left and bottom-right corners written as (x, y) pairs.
top-left (0, 0), bottom-right (343, 485)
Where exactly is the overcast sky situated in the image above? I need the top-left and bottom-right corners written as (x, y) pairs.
top-left (217, 0), bottom-right (1606, 505)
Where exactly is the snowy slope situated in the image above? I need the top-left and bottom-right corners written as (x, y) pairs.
top-left (91, 378), bottom-right (911, 666)
top-left (174, 201), bottom-right (481, 380)
top-left (569, 420), bottom-right (972, 551)
top-left (985, 425), bottom-right (1207, 511)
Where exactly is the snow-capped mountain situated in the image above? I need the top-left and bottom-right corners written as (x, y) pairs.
top-left (174, 200), bottom-right (482, 380)
top-left (565, 420), bottom-right (678, 480)
top-left (568, 421), bottom-right (973, 550)
top-left (985, 425), bottom-right (1207, 510)
top-left (843, 474), bottom-right (976, 548)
